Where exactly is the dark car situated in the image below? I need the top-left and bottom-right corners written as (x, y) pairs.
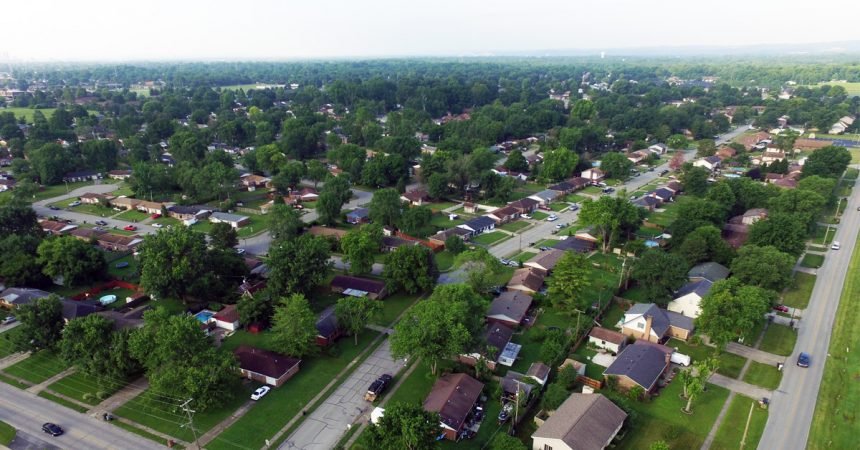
top-left (365, 374), bottom-right (393, 401)
top-left (95, 220), bottom-right (108, 226)
top-left (48, 205), bottom-right (60, 211)
top-left (797, 352), bottom-right (811, 368)
top-left (660, 169), bottom-right (670, 176)
top-left (42, 423), bottom-right (64, 436)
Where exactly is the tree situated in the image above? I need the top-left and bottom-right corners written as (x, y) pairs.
top-left (59, 315), bottom-right (140, 389)
top-left (668, 151), bottom-right (686, 171)
top-left (341, 224), bottom-right (383, 275)
top-left (398, 206), bottom-right (433, 237)
top-left (306, 160), bottom-right (328, 188)
top-left (369, 188), bottom-right (403, 227)
top-left (679, 368), bottom-right (704, 413)
top-left (0, 234), bottom-right (46, 286)
top-left (139, 226), bottom-right (210, 303)
top-left (27, 143), bottom-right (69, 184)
top-left (316, 191), bottom-right (343, 226)
top-left (504, 150), bottom-right (528, 172)
top-left (578, 196), bottom-right (642, 253)
top-left (680, 165), bottom-right (711, 197)
top-left (364, 402), bottom-right (441, 450)
top-left (391, 291), bottom-right (471, 375)
top-left (705, 181), bottom-right (736, 214)
top-left (0, 201), bottom-right (42, 238)
top-left (676, 225), bottom-right (735, 266)
top-left (271, 294), bottom-right (318, 357)
top-left (730, 245), bottom-right (795, 291)
top-left (13, 294), bottom-right (64, 352)
top-left (768, 189), bottom-right (826, 230)
top-left (383, 245), bottom-right (438, 294)
top-left (455, 248), bottom-right (507, 293)
top-left (335, 296), bottom-right (382, 345)
top-left (427, 172), bottom-right (449, 200)
top-left (36, 237), bottom-right (106, 287)
top-left (272, 160), bottom-right (306, 192)
top-left (489, 433), bottom-right (527, 450)
top-left (669, 198), bottom-right (726, 245)
top-left (696, 279), bottom-right (775, 349)
top-left (667, 134), bottom-right (688, 150)
top-left (445, 235), bottom-right (466, 255)
top-left (209, 222), bottom-right (238, 249)
top-left (631, 250), bottom-right (689, 306)
top-left (268, 234), bottom-right (332, 296)
top-left (541, 382), bottom-right (569, 411)
top-left (802, 146), bottom-right (851, 179)
top-left (695, 139), bottom-right (717, 157)
top-left (129, 308), bottom-right (239, 411)
top-left (797, 175), bottom-right (837, 205)
top-left (547, 252), bottom-right (592, 314)
top-left (600, 152), bottom-right (634, 179)
top-left (747, 213), bottom-right (807, 256)
top-left (237, 292), bottom-right (273, 327)
top-left (540, 147), bottom-right (578, 182)
top-left (269, 204), bottom-right (304, 239)
top-left (775, 130), bottom-right (799, 152)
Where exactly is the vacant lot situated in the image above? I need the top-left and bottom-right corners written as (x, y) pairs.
top-left (711, 396), bottom-right (768, 450)
top-left (1, 107), bottom-right (56, 122)
top-left (782, 273), bottom-right (816, 309)
top-left (758, 324), bottom-right (797, 357)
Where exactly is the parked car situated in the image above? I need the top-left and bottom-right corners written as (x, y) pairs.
top-left (250, 386), bottom-right (271, 401)
top-left (2, 315), bottom-right (15, 325)
top-left (48, 205), bottom-right (60, 211)
top-left (569, 204), bottom-right (579, 211)
top-left (151, 213), bottom-right (161, 219)
top-left (499, 258), bottom-right (511, 265)
top-left (660, 169), bottom-right (670, 176)
top-left (42, 423), bottom-right (64, 436)
top-left (797, 352), bottom-right (811, 368)
top-left (546, 215), bottom-right (558, 222)
top-left (123, 225), bottom-right (137, 231)
top-left (115, 262), bottom-right (129, 269)
top-left (555, 223), bottom-right (566, 229)
top-left (602, 187), bottom-right (615, 194)
top-left (152, 223), bottom-right (163, 228)
top-left (95, 220), bottom-right (108, 226)
top-left (521, 214), bottom-right (532, 219)
top-left (539, 246), bottom-right (550, 251)
top-left (773, 304), bottom-right (790, 313)
top-left (68, 200), bottom-right (81, 207)
top-left (832, 241), bottom-right (841, 250)
top-left (236, 248), bottom-right (246, 255)
top-left (498, 403), bottom-right (513, 423)
top-left (365, 374), bottom-right (393, 402)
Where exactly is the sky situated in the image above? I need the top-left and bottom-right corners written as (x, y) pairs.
top-left (2, 0), bottom-right (860, 61)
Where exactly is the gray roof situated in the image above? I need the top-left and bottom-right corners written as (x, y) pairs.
top-left (553, 238), bottom-right (594, 253)
top-left (524, 249), bottom-right (566, 271)
top-left (665, 310), bottom-right (695, 332)
top-left (705, 155), bottom-right (722, 164)
top-left (485, 323), bottom-right (514, 357)
top-left (346, 207), bottom-right (369, 218)
top-left (461, 216), bottom-right (495, 231)
top-left (315, 306), bottom-right (340, 337)
top-left (626, 303), bottom-right (670, 337)
top-left (688, 262), bottom-right (730, 282)
top-left (652, 188), bottom-right (674, 200)
top-left (604, 344), bottom-right (668, 390)
top-left (0, 288), bottom-right (53, 305)
top-left (486, 291), bottom-right (533, 323)
top-left (532, 393), bottom-right (627, 450)
top-left (531, 189), bottom-right (560, 201)
top-left (675, 279), bottom-right (714, 300)
top-left (210, 211), bottom-right (249, 223)
top-left (501, 371), bottom-right (535, 399)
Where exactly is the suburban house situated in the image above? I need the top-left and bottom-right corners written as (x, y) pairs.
top-left (381, 235), bottom-right (418, 252)
top-left (429, 227), bottom-right (471, 246)
top-left (423, 373), bottom-right (485, 441)
top-left (209, 212), bottom-right (251, 229)
top-left (664, 180), bottom-right (683, 195)
top-left (531, 393), bottom-right (627, 450)
top-left (693, 156), bottom-right (721, 171)
top-left (529, 189), bottom-right (562, 205)
top-left (486, 290), bottom-right (534, 327)
top-left (508, 197), bottom-right (540, 214)
top-left (581, 168), bottom-right (605, 183)
top-left (80, 192), bottom-right (115, 205)
top-left (741, 208), bottom-right (768, 225)
top-left (633, 196), bottom-right (661, 211)
top-left (330, 275), bottom-right (389, 300)
top-left (501, 371), bottom-right (536, 404)
top-left (287, 187), bottom-right (319, 203)
top-left (0, 288), bottom-right (54, 308)
top-left (107, 169), bottom-right (133, 180)
top-left (760, 150), bottom-right (786, 165)
top-left (648, 188), bottom-right (674, 203)
top-left (241, 174), bottom-right (271, 191)
top-left (487, 323), bottom-right (516, 366)
top-left (110, 197), bottom-right (141, 211)
top-left (687, 262), bottom-right (729, 283)
top-left (346, 208), bottom-right (370, 225)
top-left (588, 327), bottom-right (628, 354)
top-left (315, 306), bottom-right (343, 346)
top-left (829, 115), bottom-right (855, 134)
top-left (716, 147), bottom-right (737, 160)
top-left (552, 236), bottom-right (596, 253)
top-left (63, 170), bottom-right (102, 182)
top-left (626, 150), bottom-right (649, 164)
top-left (603, 341), bottom-right (671, 393)
top-left (523, 249), bottom-right (565, 274)
top-left (96, 233), bottom-right (144, 252)
top-left (486, 205), bottom-right (520, 224)
top-left (457, 216), bottom-right (496, 236)
top-left (648, 143), bottom-right (668, 155)
top-left (212, 305), bottom-right (240, 331)
top-left (401, 188), bottom-right (430, 206)
top-left (135, 200), bottom-right (171, 215)
top-left (168, 205), bottom-right (212, 221)
top-left (668, 279), bottom-right (714, 318)
top-left (620, 303), bottom-right (694, 342)
top-left (40, 219), bottom-right (77, 235)
top-left (60, 299), bottom-right (102, 323)
top-left (567, 177), bottom-right (591, 191)
top-left (233, 345), bottom-right (301, 387)
top-left (547, 181), bottom-right (576, 195)
top-left (506, 268), bottom-right (546, 294)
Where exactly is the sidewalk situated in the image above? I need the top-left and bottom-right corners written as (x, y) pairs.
top-left (87, 377), bottom-right (149, 415)
top-left (0, 352), bottom-right (29, 371)
top-left (708, 373), bottom-right (773, 400)
top-left (724, 342), bottom-right (785, 366)
top-left (26, 367), bottom-right (75, 395)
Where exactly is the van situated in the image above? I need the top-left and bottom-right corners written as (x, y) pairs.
top-left (670, 352), bottom-right (691, 366)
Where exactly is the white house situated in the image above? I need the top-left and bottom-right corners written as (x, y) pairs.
top-left (829, 116), bottom-right (855, 135)
top-left (588, 327), bottom-right (627, 354)
top-left (581, 168), bottom-right (605, 183)
top-left (648, 143), bottom-right (668, 155)
top-left (667, 280), bottom-right (714, 318)
top-left (692, 156), bottom-right (721, 171)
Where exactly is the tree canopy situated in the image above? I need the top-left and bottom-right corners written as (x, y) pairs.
top-left (631, 250), bottom-right (689, 306)
top-left (696, 279), bottom-right (775, 349)
top-left (270, 294), bottom-right (318, 357)
top-left (267, 234), bottom-right (332, 296)
top-left (383, 245), bottom-right (438, 294)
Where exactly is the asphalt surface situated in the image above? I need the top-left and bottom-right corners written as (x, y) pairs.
top-left (31, 182), bottom-right (159, 235)
top-left (757, 168), bottom-right (860, 449)
top-left (0, 382), bottom-right (161, 450)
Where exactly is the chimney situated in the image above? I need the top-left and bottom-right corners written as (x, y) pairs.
top-left (643, 315), bottom-right (653, 341)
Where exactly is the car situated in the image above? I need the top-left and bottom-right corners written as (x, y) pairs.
top-left (2, 315), bottom-right (16, 325)
top-left (115, 262), bottom-right (129, 269)
top-left (507, 261), bottom-right (519, 267)
top-left (236, 248), bottom-right (246, 255)
top-left (499, 258), bottom-right (511, 265)
top-left (48, 205), bottom-right (60, 211)
top-left (546, 215), bottom-right (558, 222)
top-left (250, 386), bottom-right (271, 401)
top-left (831, 241), bottom-right (841, 250)
top-left (555, 223), bottom-right (565, 229)
top-left (68, 200), bottom-right (81, 207)
top-left (93, 226), bottom-right (105, 231)
top-left (123, 225), bottom-right (137, 231)
top-left (647, 167), bottom-right (655, 172)
top-left (569, 204), bottom-right (579, 211)
top-left (365, 374), bottom-right (393, 401)
top-left (797, 352), bottom-right (811, 368)
top-left (539, 246), bottom-right (550, 251)
top-left (151, 213), bottom-right (161, 219)
top-left (498, 403), bottom-right (513, 423)
top-left (773, 304), bottom-right (790, 313)
top-left (42, 423), bottom-right (63, 436)
top-left (521, 214), bottom-right (532, 219)
top-left (95, 220), bottom-right (108, 226)
top-left (660, 169), bottom-right (670, 176)
top-left (152, 223), bottom-right (163, 228)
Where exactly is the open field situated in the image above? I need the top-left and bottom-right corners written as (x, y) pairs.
top-left (711, 396), bottom-right (768, 450)
top-left (810, 81), bottom-right (860, 96)
top-left (0, 107), bottom-right (56, 122)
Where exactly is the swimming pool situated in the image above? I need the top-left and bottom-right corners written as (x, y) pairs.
top-left (194, 310), bottom-right (216, 323)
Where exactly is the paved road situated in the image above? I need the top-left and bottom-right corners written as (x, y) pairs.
top-left (279, 339), bottom-right (407, 450)
top-left (31, 183), bottom-right (159, 235)
top-left (757, 167), bottom-right (860, 450)
top-left (7, 430), bottom-right (61, 450)
top-left (0, 382), bottom-right (161, 450)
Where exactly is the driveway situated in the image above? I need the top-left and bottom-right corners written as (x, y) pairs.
top-left (724, 342), bottom-right (786, 366)
top-left (709, 373), bottom-right (773, 401)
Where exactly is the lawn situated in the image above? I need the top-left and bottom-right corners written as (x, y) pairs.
top-left (811, 225), bottom-right (836, 245)
top-left (472, 231), bottom-right (510, 246)
top-left (373, 292), bottom-right (420, 326)
top-left (425, 201), bottom-right (459, 212)
top-left (569, 347), bottom-right (606, 380)
top-left (51, 201), bottom-right (116, 217)
top-left (614, 380), bottom-right (731, 450)
top-left (801, 253), bottom-right (825, 268)
top-left (808, 231), bottom-right (860, 449)
top-left (0, 327), bottom-right (23, 358)
top-left (0, 420), bottom-right (15, 446)
top-left (620, 285), bottom-right (651, 303)
top-left (235, 214), bottom-right (271, 238)
top-left (430, 213), bottom-right (465, 229)
top-left (114, 209), bottom-right (151, 222)
top-left (810, 81), bottom-right (860, 96)
top-left (435, 250), bottom-right (456, 271)
top-left (1, 107), bottom-right (56, 122)
top-left (758, 324), bottom-right (797, 357)
top-left (547, 202), bottom-right (568, 212)
top-left (530, 211), bottom-right (549, 220)
top-left (151, 216), bottom-right (181, 227)
top-left (582, 186), bottom-right (603, 195)
top-left (16, 181), bottom-right (94, 202)
top-left (499, 220), bottom-right (530, 233)
top-left (48, 371), bottom-right (124, 405)
top-left (107, 254), bottom-right (140, 281)
top-left (508, 250), bottom-right (537, 264)
top-left (3, 351), bottom-right (68, 385)
top-left (581, 253), bottom-right (625, 308)
top-left (666, 340), bottom-right (747, 379)
top-left (742, 361), bottom-right (782, 390)
top-left (781, 273), bottom-right (816, 309)
top-left (206, 331), bottom-right (380, 450)
top-left (565, 194), bottom-right (588, 203)
top-left (711, 396), bottom-right (769, 450)
top-left (598, 303), bottom-right (626, 330)
top-left (532, 238), bottom-right (558, 249)
top-left (644, 198), bottom-right (688, 228)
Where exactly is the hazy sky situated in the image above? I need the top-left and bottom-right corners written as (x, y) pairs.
top-left (2, 0), bottom-right (859, 61)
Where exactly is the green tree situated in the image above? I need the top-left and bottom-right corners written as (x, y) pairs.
top-left (489, 433), bottom-right (527, 450)
top-left (36, 236), bottom-right (106, 287)
top-left (676, 225), bottom-right (735, 266)
top-left (730, 245), bottom-right (795, 291)
top-left (578, 196), bottom-right (642, 253)
top-left (768, 189), bottom-right (826, 230)
top-left (316, 191), bottom-right (343, 226)
top-left (272, 160), bottom-right (306, 192)
top-left (547, 252), bottom-right (592, 314)
top-left (667, 134), bottom-right (688, 150)
top-left (59, 315), bottom-right (140, 389)
top-left (540, 147), bottom-right (579, 182)
top-left (13, 294), bottom-right (64, 352)
top-left (341, 224), bottom-right (383, 275)
top-left (541, 382), bottom-right (569, 411)
top-left (706, 181), bottom-right (736, 214)
top-left (504, 150), bottom-right (528, 172)
top-left (427, 172), bottom-right (449, 200)
top-left (696, 279), bottom-right (775, 349)
top-left (600, 152), bottom-right (634, 179)
top-left (306, 160), bottom-right (328, 188)
top-left (802, 146), bottom-right (851, 179)
top-left (237, 292), bottom-right (273, 327)
top-left (269, 203), bottom-right (304, 239)
top-left (669, 198), bottom-right (726, 244)
top-left (383, 245), bottom-right (438, 294)
top-left (270, 294), bottom-right (318, 357)
top-left (679, 368), bottom-right (704, 413)
top-left (681, 165), bottom-right (711, 197)
top-left (797, 175), bottom-right (837, 205)
top-left (139, 226), bottom-right (210, 303)
top-left (0, 234), bottom-right (46, 286)
top-left (455, 248), bottom-right (507, 294)
top-left (369, 188), bottom-right (403, 227)
top-left (27, 143), bottom-right (69, 184)
top-left (695, 139), bottom-right (717, 157)
top-left (267, 234), bottom-right (332, 296)
top-left (631, 250), bottom-right (689, 306)
top-left (747, 213), bottom-right (807, 256)
top-left (363, 402), bottom-right (441, 450)
top-left (209, 222), bottom-right (238, 249)
top-left (335, 296), bottom-right (382, 345)
top-left (398, 206), bottom-right (433, 237)
top-left (445, 235), bottom-right (466, 255)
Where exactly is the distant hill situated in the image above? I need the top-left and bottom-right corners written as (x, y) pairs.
top-left (502, 40), bottom-right (860, 58)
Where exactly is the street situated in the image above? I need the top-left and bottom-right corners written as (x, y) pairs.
top-left (757, 170), bottom-right (860, 448)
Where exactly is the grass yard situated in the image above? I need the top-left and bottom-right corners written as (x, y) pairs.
top-left (114, 209), bottom-right (151, 222)
top-left (532, 238), bottom-right (558, 249)
top-left (3, 351), bottom-right (68, 385)
top-left (48, 371), bottom-right (123, 405)
top-left (811, 225), bottom-right (836, 245)
top-left (758, 324), bottom-right (797, 357)
top-left (0, 327), bottom-right (23, 358)
top-left (0, 420), bottom-right (15, 446)
top-left (801, 253), bottom-right (825, 268)
top-left (112, 421), bottom-right (175, 447)
top-left (581, 253), bottom-right (625, 307)
top-left (710, 396), bottom-right (768, 450)
top-left (430, 213), bottom-right (465, 229)
top-left (547, 202), bottom-right (567, 212)
top-left (107, 254), bottom-right (139, 281)
top-left (565, 194), bottom-right (588, 203)
top-left (844, 167), bottom-right (859, 180)
top-left (666, 340), bottom-right (747, 379)
top-left (620, 285), bottom-right (651, 303)
top-left (598, 303), bottom-right (626, 330)
top-left (582, 186), bottom-right (603, 195)
top-left (235, 214), bottom-right (271, 238)
top-left (530, 211), bottom-right (549, 220)
top-left (781, 272), bottom-right (816, 309)
top-left (508, 250), bottom-right (537, 264)
top-left (569, 347), bottom-right (606, 380)
top-left (472, 231), bottom-right (510, 246)
top-left (742, 361), bottom-right (782, 390)
top-left (425, 201), bottom-right (459, 211)
top-left (1, 107), bottom-right (56, 122)
top-left (850, 148), bottom-right (860, 164)
top-left (614, 380), bottom-right (730, 450)
top-left (207, 331), bottom-right (380, 450)
top-left (373, 292), bottom-right (420, 326)
top-left (808, 231), bottom-right (860, 449)
top-left (499, 220), bottom-right (530, 233)
top-left (19, 181), bottom-right (95, 202)
top-left (435, 250), bottom-right (456, 271)
top-left (151, 216), bottom-right (181, 227)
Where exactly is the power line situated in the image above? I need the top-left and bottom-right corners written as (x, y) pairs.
top-left (180, 398), bottom-right (202, 450)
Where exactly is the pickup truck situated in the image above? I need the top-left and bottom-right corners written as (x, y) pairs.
top-left (365, 374), bottom-right (393, 402)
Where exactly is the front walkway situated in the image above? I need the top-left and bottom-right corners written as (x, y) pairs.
top-left (87, 377), bottom-right (149, 415)
top-left (708, 373), bottom-right (773, 401)
top-left (26, 367), bottom-right (75, 395)
top-left (724, 342), bottom-right (785, 366)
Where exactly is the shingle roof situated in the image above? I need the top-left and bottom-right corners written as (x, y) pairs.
top-left (526, 362), bottom-right (551, 384)
top-left (346, 208), bottom-right (369, 219)
top-left (665, 310), bottom-right (695, 332)
top-left (315, 306), bottom-right (339, 337)
top-left (331, 275), bottom-right (386, 295)
top-left (589, 326), bottom-right (627, 345)
top-left (508, 197), bottom-right (540, 210)
top-left (210, 212), bottom-right (249, 223)
top-left (604, 344), bottom-right (668, 391)
top-left (213, 304), bottom-right (239, 323)
top-left (507, 268), bottom-right (545, 292)
top-left (234, 345), bottom-right (301, 379)
top-left (524, 249), bottom-right (565, 272)
top-left (675, 279), bottom-right (713, 300)
top-left (705, 155), bottom-right (721, 164)
top-left (423, 373), bottom-right (484, 433)
top-left (486, 291), bottom-right (533, 324)
top-left (461, 216), bottom-right (495, 231)
top-left (61, 299), bottom-right (101, 320)
top-left (488, 205), bottom-right (519, 219)
top-left (626, 303), bottom-right (670, 337)
top-left (552, 238), bottom-right (595, 253)
top-left (531, 189), bottom-right (560, 201)
top-left (688, 262), bottom-right (729, 282)
top-left (532, 393), bottom-right (627, 450)
top-left (0, 288), bottom-right (53, 305)
top-left (484, 323), bottom-right (514, 357)
top-left (548, 181), bottom-right (574, 192)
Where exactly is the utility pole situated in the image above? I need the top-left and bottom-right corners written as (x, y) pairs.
top-left (180, 399), bottom-right (202, 450)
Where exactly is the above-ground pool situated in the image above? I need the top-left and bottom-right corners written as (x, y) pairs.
top-left (644, 240), bottom-right (660, 248)
top-left (99, 295), bottom-right (117, 306)
top-left (194, 310), bottom-right (216, 323)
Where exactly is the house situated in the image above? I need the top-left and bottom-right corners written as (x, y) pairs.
top-left (649, 188), bottom-right (674, 203)
top-left (135, 200), bottom-right (170, 215)
top-left (288, 187), bottom-right (319, 203)
top-left (315, 306), bottom-right (343, 346)
top-left (107, 169), bottom-right (133, 180)
top-left (526, 362), bottom-right (551, 386)
top-left (626, 150), bottom-right (649, 164)
top-left (581, 168), bottom-right (605, 183)
top-left (346, 208), bottom-right (370, 225)
top-left (110, 197), bottom-right (141, 211)
top-left (168, 205), bottom-right (212, 221)
top-left (233, 346), bottom-right (301, 387)
top-left (79, 192), bottom-right (114, 205)
top-left (212, 305), bottom-right (240, 331)
top-left (96, 233), bottom-right (143, 252)
top-left (486, 323), bottom-right (517, 366)
top-left (529, 189), bottom-right (562, 205)
top-left (486, 205), bottom-right (520, 224)
top-left (574, 226), bottom-right (599, 244)
top-left (716, 147), bottom-right (737, 160)
top-left (567, 177), bottom-right (591, 191)
top-left (648, 143), bottom-right (668, 155)
top-left (507, 268), bottom-right (546, 294)
top-left (0, 288), bottom-right (53, 308)
top-left (40, 219), bottom-right (77, 235)
top-left (428, 227), bottom-right (471, 246)
top-left (531, 393), bottom-right (627, 450)
top-left (508, 197), bottom-right (540, 214)
top-left (547, 181), bottom-right (576, 195)
top-left (667, 280), bottom-right (714, 319)
top-left (552, 237), bottom-right (595, 253)
top-left (241, 174), bottom-right (271, 191)
top-left (330, 275), bottom-right (389, 300)
top-left (693, 156), bottom-right (721, 171)
top-left (773, 177), bottom-right (798, 189)
top-left (69, 228), bottom-right (105, 242)
top-left (741, 208), bottom-right (768, 225)
top-left (60, 299), bottom-right (102, 323)
top-left (524, 249), bottom-right (566, 274)
top-left (501, 371), bottom-right (536, 402)
top-left (829, 116), bottom-right (855, 135)
top-left (620, 303), bottom-right (694, 342)
top-left (423, 373), bottom-right (484, 441)
top-left (761, 151), bottom-right (786, 164)
top-left (603, 341), bottom-right (671, 393)
top-left (400, 188), bottom-right (430, 206)
top-left (588, 327), bottom-right (627, 354)
top-left (382, 235), bottom-right (418, 252)
top-left (210, 212), bottom-right (251, 229)
top-left (457, 216), bottom-right (496, 236)
top-left (722, 223), bottom-right (749, 248)
top-left (633, 196), bottom-right (661, 211)
top-left (687, 262), bottom-right (729, 283)
top-left (63, 170), bottom-right (102, 182)
top-left (486, 291), bottom-right (534, 327)
top-left (664, 180), bottom-right (683, 194)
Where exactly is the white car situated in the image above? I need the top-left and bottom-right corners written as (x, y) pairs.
top-left (152, 223), bottom-right (163, 228)
top-left (521, 214), bottom-right (532, 219)
top-left (831, 241), bottom-right (841, 250)
top-left (250, 386), bottom-right (271, 401)
top-left (546, 215), bottom-right (558, 222)
top-left (68, 200), bottom-right (81, 207)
